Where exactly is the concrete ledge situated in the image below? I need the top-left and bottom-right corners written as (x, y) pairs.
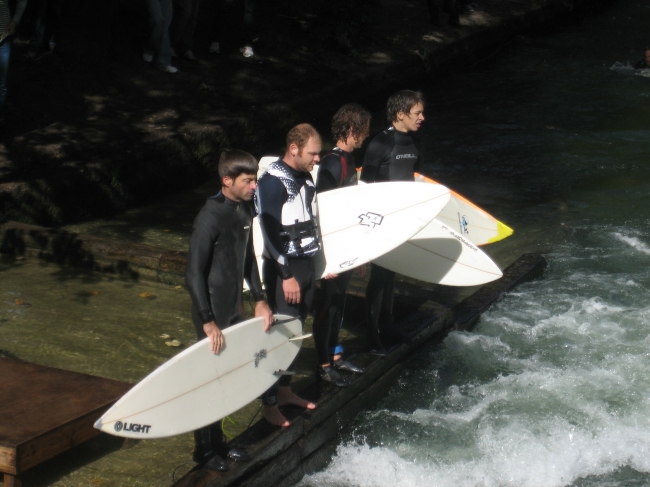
top-left (0, 221), bottom-right (187, 285)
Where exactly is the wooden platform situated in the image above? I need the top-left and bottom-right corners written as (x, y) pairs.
top-left (0, 358), bottom-right (131, 487)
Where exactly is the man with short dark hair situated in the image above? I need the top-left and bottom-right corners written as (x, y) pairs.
top-left (186, 149), bottom-right (273, 471)
top-left (361, 90), bottom-right (426, 354)
top-left (312, 104), bottom-right (371, 386)
top-left (255, 123), bottom-right (320, 426)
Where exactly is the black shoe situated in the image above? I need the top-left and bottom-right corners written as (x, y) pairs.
top-left (226, 447), bottom-right (251, 462)
top-left (332, 359), bottom-right (365, 374)
top-left (318, 365), bottom-right (350, 387)
top-left (369, 347), bottom-right (388, 357)
top-left (205, 454), bottom-right (229, 472)
top-left (192, 449), bottom-right (230, 472)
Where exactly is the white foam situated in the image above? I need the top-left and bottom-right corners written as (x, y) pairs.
top-left (612, 232), bottom-right (650, 255)
top-left (609, 61), bottom-right (636, 74)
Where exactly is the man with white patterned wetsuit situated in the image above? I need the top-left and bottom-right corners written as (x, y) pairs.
top-left (360, 90), bottom-right (426, 354)
top-left (255, 123), bottom-right (321, 426)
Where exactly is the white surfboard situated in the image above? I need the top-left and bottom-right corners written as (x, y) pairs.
top-left (94, 315), bottom-right (303, 439)
top-left (259, 158), bottom-right (513, 247)
top-left (373, 218), bottom-right (503, 286)
top-left (312, 182), bottom-right (449, 276)
top-left (253, 167), bottom-right (449, 278)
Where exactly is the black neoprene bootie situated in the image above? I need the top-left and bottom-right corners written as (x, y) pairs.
top-left (318, 365), bottom-right (350, 387)
top-left (332, 358), bottom-right (365, 374)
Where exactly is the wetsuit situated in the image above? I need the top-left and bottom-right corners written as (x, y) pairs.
top-left (313, 147), bottom-right (357, 365)
top-left (635, 59), bottom-right (649, 69)
top-left (255, 158), bottom-right (319, 399)
top-left (360, 126), bottom-right (421, 349)
top-left (185, 190), bottom-right (264, 458)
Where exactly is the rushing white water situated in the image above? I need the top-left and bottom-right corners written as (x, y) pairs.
top-left (300, 1), bottom-right (650, 485)
top-left (302, 226), bottom-right (650, 487)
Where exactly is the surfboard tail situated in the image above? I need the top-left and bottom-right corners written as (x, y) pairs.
top-left (486, 220), bottom-right (514, 244)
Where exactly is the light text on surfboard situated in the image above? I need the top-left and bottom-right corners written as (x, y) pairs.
top-left (114, 421), bottom-right (152, 434)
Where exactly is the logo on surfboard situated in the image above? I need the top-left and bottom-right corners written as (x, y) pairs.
top-left (339, 257), bottom-right (358, 269)
top-left (358, 212), bottom-right (384, 228)
top-left (254, 349), bottom-right (267, 368)
top-left (458, 213), bottom-right (470, 234)
top-left (114, 421), bottom-right (151, 434)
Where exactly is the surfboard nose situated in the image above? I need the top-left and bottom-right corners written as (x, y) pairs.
top-left (93, 418), bottom-right (103, 430)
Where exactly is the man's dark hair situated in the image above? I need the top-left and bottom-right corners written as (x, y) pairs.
top-left (386, 90), bottom-right (425, 123)
top-left (218, 149), bottom-right (258, 185)
top-left (331, 103), bottom-right (371, 143)
top-left (286, 123), bottom-right (321, 153)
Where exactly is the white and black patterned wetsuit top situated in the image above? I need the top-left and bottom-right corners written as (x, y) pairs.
top-left (360, 126), bottom-right (421, 183)
top-left (255, 159), bottom-right (320, 279)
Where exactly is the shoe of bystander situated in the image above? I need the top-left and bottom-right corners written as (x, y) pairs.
top-left (240, 45), bottom-right (254, 58)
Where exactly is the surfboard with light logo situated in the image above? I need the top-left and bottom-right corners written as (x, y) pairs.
top-left (94, 314), bottom-right (303, 439)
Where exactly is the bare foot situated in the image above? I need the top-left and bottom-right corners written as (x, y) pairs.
top-left (262, 405), bottom-right (290, 427)
top-left (277, 386), bottom-right (316, 410)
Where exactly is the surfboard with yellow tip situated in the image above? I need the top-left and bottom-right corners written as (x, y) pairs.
top-left (413, 173), bottom-right (513, 246)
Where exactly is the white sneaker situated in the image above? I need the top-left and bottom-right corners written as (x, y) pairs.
top-left (240, 46), bottom-right (254, 58)
top-left (157, 64), bottom-right (178, 74)
top-left (170, 47), bottom-right (177, 57)
top-left (209, 42), bottom-right (220, 54)
top-left (183, 50), bottom-right (197, 61)
top-left (143, 52), bottom-right (153, 63)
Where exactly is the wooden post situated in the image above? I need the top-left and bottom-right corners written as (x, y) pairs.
top-left (4, 473), bottom-right (22, 487)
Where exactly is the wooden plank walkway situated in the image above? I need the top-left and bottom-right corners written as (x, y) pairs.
top-left (0, 358), bottom-right (131, 487)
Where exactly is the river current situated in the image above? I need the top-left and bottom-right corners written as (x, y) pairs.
top-left (300, 1), bottom-right (650, 486)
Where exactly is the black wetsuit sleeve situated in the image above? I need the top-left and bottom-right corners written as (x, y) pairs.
top-left (244, 227), bottom-right (264, 302)
top-left (317, 154), bottom-right (342, 193)
top-left (185, 206), bottom-right (219, 325)
top-left (360, 136), bottom-right (389, 183)
top-left (257, 176), bottom-right (292, 279)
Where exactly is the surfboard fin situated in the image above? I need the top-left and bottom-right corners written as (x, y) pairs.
top-left (289, 333), bottom-right (312, 341)
top-left (272, 317), bottom-right (297, 326)
top-left (273, 370), bottom-right (296, 376)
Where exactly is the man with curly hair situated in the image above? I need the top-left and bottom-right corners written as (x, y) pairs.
top-left (312, 103), bottom-right (371, 387)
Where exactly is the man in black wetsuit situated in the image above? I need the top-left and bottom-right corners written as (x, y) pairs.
top-left (361, 90), bottom-right (426, 355)
top-left (255, 123), bottom-right (320, 426)
top-left (312, 103), bottom-right (371, 387)
top-left (185, 149), bottom-right (273, 472)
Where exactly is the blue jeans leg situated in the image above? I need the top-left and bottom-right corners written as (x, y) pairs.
top-left (0, 40), bottom-right (12, 127)
top-left (144, 0), bottom-right (173, 67)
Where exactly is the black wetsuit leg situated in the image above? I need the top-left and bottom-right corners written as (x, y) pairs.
top-left (366, 264), bottom-right (396, 349)
top-left (193, 314), bottom-right (245, 457)
top-left (262, 256), bottom-right (315, 397)
top-left (313, 271), bottom-right (352, 365)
